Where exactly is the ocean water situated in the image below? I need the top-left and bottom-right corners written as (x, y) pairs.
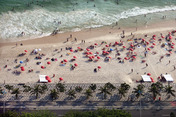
top-left (0, 0), bottom-right (176, 42)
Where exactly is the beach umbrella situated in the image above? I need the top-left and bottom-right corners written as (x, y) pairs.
top-left (153, 35), bottom-right (156, 37)
top-left (169, 36), bottom-right (172, 39)
top-left (146, 41), bottom-right (149, 45)
top-left (94, 43), bottom-right (98, 45)
top-left (45, 76), bottom-right (50, 80)
top-left (161, 36), bottom-right (164, 38)
top-left (147, 73), bottom-right (151, 76)
top-left (169, 51), bottom-right (172, 54)
top-left (153, 37), bottom-right (156, 40)
top-left (98, 66), bottom-right (101, 69)
top-left (34, 49), bottom-right (38, 52)
top-left (20, 66), bottom-right (24, 69)
top-left (74, 63), bottom-right (78, 66)
top-left (109, 56), bottom-right (112, 59)
top-left (110, 48), bottom-right (113, 51)
top-left (48, 79), bottom-right (51, 82)
top-left (147, 48), bottom-right (151, 51)
top-left (86, 48), bottom-right (90, 51)
top-left (115, 41), bottom-right (119, 45)
top-left (142, 39), bottom-right (145, 41)
top-left (97, 56), bottom-right (100, 59)
top-left (103, 51), bottom-right (106, 53)
top-left (92, 56), bottom-right (95, 59)
top-left (73, 56), bottom-right (77, 59)
top-left (89, 52), bottom-right (93, 54)
top-left (153, 43), bottom-right (156, 46)
top-left (77, 47), bottom-right (81, 49)
top-left (130, 44), bottom-right (134, 47)
top-left (64, 59), bottom-right (68, 62)
top-left (132, 56), bottom-right (136, 59)
top-left (24, 50), bottom-right (28, 52)
top-left (38, 48), bottom-right (41, 51)
top-left (124, 57), bottom-right (128, 60)
top-left (41, 66), bottom-right (45, 69)
top-left (172, 42), bottom-right (175, 45)
top-left (106, 45), bottom-right (109, 47)
top-left (89, 56), bottom-right (92, 59)
top-left (169, 32), bottom-right (171, 34)
top-left (21, 68), bottom-right (25, 71)
top-left (70, 49), bottom-right (73, 52)
top-left (106, 52), bottom-right (109, 54)
top-left (20, 61), bottom-right (23, 64)
top-left (47, 61), bottom-right (51, 64)
top-left (171, 46), bottom-right (174, 49)
top-left (151, 46), bottom-right (154, 48)
top-left (130, 48), bottom-right (133, 51)
top-left (123, 46), bottom-right (126, 48)
top-left (59, 77), bottom-right (63, 81)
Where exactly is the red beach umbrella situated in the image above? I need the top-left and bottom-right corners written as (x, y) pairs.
top-left (98, 66), bottom-right (101, 69)
top-left (64, 59), bottom-right (68, 62)
top-left (48, 79), bottom-right (51, 82)
top-left (92, 56), bottom-right (95, 59)
top-left (132, 56), bottom-right (136, 59)
top-left (45, 76), bottom-right (50, 80)
top-left (94, 43), bottom-right (98, 45)
top-left (106, 45), bottom-right (109, 47)
top-left (147, 48), bottom-right (151, 51)
top-left (41, 66), bottom-right (45, 69)
top-left (153, 35), bottom-right (156, 37)
top-left (74, 63), bottom-right (78, 66)
top-left (142, 39), bottom-right (145, 41)
top-left (161, 36), bottom-right (164, 38)
top-left (115, 41), bottom-right (119, 45)
top-left (130, 44), bottom-right (134, 47)
top-left (169, 36), bottom-right (172, 39)
top-left (153, 37), bottom-right (156, 40)
top-left (89, 52), bottom-right (93, 54)
top-left (59, 77), bottom-right (63, 81)
top-left (20, 66), bottom-right (24, 69)
top-left (86, 48), bottom-right (90, 51)
top-left (109, 56), bottom-right (112, 59)
top-left (97, 56), bottom-right (100, 59)
top-left (172, 42), bottom-right (175, 45)
top-left (106, 52), bottom-right (109, 54)
top-left (123, 46), bottom-right (126, 48)
top-left (103, 51), bottom-right (106, 53)
top-left (146, 41), bottom-right (149, 45)
top-left (151, 46), bottom-right (154, 48)
top-left (73, 56), bottom-right (77, 58)
top-left (147, 73), bottom-right (151, 76)
top-left (70, 49), bottom-right (73, 52)
top-left (77, 47), bottom-right (81, 49)
top-left (130, 48), bottom-right (133, 51)
top-left (171, 46), bottom-right (174, 49)
top-left (21, 68), bottom-right (25, 71)
top-left (24, 50), bottom-right (28, 52)
top-left (153, 43), bottom-right (156, 46)
top-left (124, 57), bottom-right (128, 60)
top-left (47, 61), bottom-right (51, 64)
top-left (89, 56), bottom-right (92, 59)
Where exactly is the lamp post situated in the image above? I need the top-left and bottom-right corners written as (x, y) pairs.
top-left (138, 90), bottom-right (142, 117)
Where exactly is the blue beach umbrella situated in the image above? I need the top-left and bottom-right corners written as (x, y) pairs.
top-left (110, 48), bottom-right (113, 51)
top-left (20, 61), bottom-right (23, 63)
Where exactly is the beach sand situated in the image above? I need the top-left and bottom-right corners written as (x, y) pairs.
top-left (1, 20), bottom-right (176, 85)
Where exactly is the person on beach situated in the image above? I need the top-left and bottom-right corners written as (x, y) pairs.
top-left (146, 63), bottom-right (148, 67)
top-left (131, 69), bottom-right (133, 73)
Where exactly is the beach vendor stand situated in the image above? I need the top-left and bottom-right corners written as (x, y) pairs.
top-left (39, 75), bottom-right (48, 83)
top-left (141, 75), bottom-right (151, 82)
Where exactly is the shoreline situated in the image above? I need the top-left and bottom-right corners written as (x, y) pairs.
top-left (0, 19), bottom-right (176, 48)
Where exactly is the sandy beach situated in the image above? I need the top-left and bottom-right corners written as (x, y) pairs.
top-left (1, 20), bottom-right (176, 84)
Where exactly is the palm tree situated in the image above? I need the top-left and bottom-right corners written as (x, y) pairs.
top-left (11, 88), bottom-right (20, 99)
top-left (121, 83), bottom-right (130, 91)
top-left (149, 83), bottom-right (161, 100)
top-left (89, 84), bottom-right (97, 92)
top-left (132, 84), bottom-right (145, 99)
top-left (56, 83), bottom-right (65, 92)
top-left (50, 89), bottom-right (59, 100)
top-left (4, 85), bottom-right (13, 92)
top-left (84, 88), bottom-right (93, 99)
top-left (118, 83), bottom-right (131, 99)
top-left (105, 82), bottom-right (116, 91)
top-left (98, 86), bottom-right (111, 99)
top-left (23, 85), bottom-right (31, 92)
top-left (41, 84), bottom-right (48, 92)
top-left (30, 85), bottom-right (43, 99)
top-left (75, 86), bottom-right (83, 93)
top-left (67, 89), bottom-right (76, 99)
top-left (165, 85), bottom-right (175, 98)
top-left (155, 82), bottom-right (163, 91)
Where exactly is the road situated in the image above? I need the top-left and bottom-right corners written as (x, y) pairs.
top-left (0, 101), bottom-right (176, 117)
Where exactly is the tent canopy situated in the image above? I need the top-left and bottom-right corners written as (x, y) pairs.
top-left (141, 75), bottom-right (151, 82)
top-left (39, 75), bottom-right (48, 83)
top-left (162, 74), bottom-right (174, 82)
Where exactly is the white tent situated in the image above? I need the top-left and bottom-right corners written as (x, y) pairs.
top-left (163, 74), bottom-right (174, 82)
top-left (141, 75), bottom-right (151, 82)
top-left (39, 75), bottom-right (48, 83)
